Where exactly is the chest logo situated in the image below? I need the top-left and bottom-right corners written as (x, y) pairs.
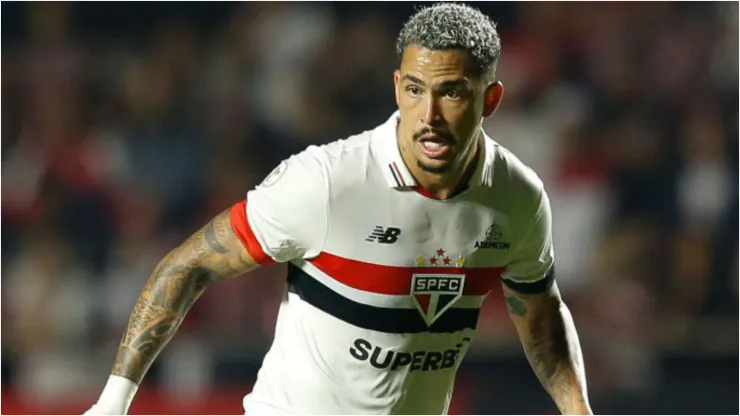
top-left (366, 226), bottom-right (402, 244)
top-left (474, 222), bottom-right (511, 250)
top-left (411, 274), bottom-right (465, 326)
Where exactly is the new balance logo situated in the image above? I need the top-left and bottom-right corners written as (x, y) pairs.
top-left (366, 226), bottom-right (401, 244)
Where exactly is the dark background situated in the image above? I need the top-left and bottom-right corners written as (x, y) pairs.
top-left (2, 2), bottom-right (738, 414)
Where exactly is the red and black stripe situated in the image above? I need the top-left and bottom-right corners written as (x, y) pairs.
top-left (229, 200), bottom-right (555, 333)
top-left (287, 264), bottom-right (481, 334)
top-left (388, 163), bottom-right (404, 187)
top-left (309, 252), bottom-right (503, 296)
top-left (285, 254), bottom-right (505, 333)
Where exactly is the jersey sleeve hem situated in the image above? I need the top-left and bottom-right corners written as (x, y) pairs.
top-left (229, 200), bottom-right (275, 266)
top-left (501, 266), bottom-right (555, 294)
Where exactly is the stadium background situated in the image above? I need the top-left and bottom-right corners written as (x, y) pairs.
top-left (1, 2), bottom-right (737, 414)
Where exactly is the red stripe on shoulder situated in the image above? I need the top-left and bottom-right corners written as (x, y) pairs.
top-left (309, 252), bottom-right (504, 296)
top-left (229, 201), bottom-right (275, 266)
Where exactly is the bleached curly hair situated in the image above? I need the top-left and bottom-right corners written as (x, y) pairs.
top-left (396, 3), bottom-right (502, 81)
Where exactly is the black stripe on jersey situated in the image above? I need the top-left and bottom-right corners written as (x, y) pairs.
top-left (388, 164), bottom-right (403, 187)
top-left (501, 266), bottom-right (555, 294)
top-left (286, 264), bottom-right (480, 334)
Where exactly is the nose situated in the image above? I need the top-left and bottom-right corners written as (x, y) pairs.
top-left (421, 96), bottom-right (443, 126)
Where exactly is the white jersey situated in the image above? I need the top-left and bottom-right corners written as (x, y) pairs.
top-left (229, 111), bottom-right (554, 415)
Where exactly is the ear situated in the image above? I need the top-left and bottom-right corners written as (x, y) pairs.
top-left (393, 70), bottom-right (401, 107)
top-left (483, 81), bottom-right (504, 118)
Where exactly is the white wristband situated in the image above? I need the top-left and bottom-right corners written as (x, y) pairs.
top-left (97, 375), bottom-right (139, 413)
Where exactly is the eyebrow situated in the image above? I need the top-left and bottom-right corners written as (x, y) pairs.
top-left (402, 75), bottom-right (427, 86)
top-left (401, 75), bottom-right (470, 89)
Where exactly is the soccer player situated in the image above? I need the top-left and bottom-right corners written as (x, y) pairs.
top-left (86, 3), bottom-right (592, 415)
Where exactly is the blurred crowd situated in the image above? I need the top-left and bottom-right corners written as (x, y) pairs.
top-left (1, 2), bottom-right (737, 413)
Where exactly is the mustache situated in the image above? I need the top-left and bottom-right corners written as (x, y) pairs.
top-left (413, 128), bottom-right (455, 143)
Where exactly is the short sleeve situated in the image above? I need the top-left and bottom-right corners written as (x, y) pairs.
top-left (501, 188), bottom-right (555, 294)
top-left (230, 147), bottom-right (329, 264)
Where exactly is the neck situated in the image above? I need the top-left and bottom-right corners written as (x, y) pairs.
top-left (401, 131), bottom-right (482, 200)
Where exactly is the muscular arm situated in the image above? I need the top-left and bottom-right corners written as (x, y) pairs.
top-left (503, 282), bottom-right (592, 415)
top-left (111, 208), bottom-right (258, 384)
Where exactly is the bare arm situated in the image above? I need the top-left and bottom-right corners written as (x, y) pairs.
top-left (503, 282), bottom-right (592, 415)
top-left (112, 208), bottom-right (258, 384)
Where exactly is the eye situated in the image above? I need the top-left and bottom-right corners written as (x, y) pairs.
top-left (445, 89), bottom-right (462, 100)
top-left (406, 86), bottom-right (422, 97)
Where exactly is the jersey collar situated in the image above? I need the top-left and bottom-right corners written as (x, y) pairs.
top-left (372, 111), bottom-right (496, 189)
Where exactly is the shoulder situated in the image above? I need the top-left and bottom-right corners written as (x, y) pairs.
top-left (258, 130), bottom-right (373, 190)
top-left (487, 140), bottom-right (549, 222)
top-left (301, 127), bottom-right (390, 198)
top-left (262, 113), bottom-right (397, 203)
top-left (311, 129), bottom-right (375, 172)
top-left (488, 141), bottom-right (554, 280)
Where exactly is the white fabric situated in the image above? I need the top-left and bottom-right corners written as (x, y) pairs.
top-left (84, 375), bottom-right (138, 415)
top-left (245, 146), bottom-right (330, 262)
top-left (241, 112), bottom-right (553, 414)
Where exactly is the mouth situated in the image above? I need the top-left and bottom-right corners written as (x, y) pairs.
top-left (418, 134), bottom-right (452, 159)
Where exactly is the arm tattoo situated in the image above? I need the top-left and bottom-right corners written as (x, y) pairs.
top-left (111, 209), bottom-right (255, 384)
top-left (524, 305), bottom-right (569, 396)
top-left (519, 296), bottom-right (588, 414)
top-left (504, 293), bottom-right (528, 317)
top-left (204, 221), bottom-right (229, 254)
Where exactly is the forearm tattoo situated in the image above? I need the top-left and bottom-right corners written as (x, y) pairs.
top-left (504, 293), bottom-right (528, 317)
top-left (111, 209), bottom-right (254, 384)
top-left (506, 291), bottom-right (588, 414)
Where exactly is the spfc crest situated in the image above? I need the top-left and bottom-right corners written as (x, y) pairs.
top-left (411, 274), bottom-right (465, 326)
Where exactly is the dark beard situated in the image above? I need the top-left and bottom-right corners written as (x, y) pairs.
top-left (417, 159), bottom-right (452, 174)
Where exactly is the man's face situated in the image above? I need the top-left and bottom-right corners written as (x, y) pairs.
top-left (394, 45), bottom-right (488, 174)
